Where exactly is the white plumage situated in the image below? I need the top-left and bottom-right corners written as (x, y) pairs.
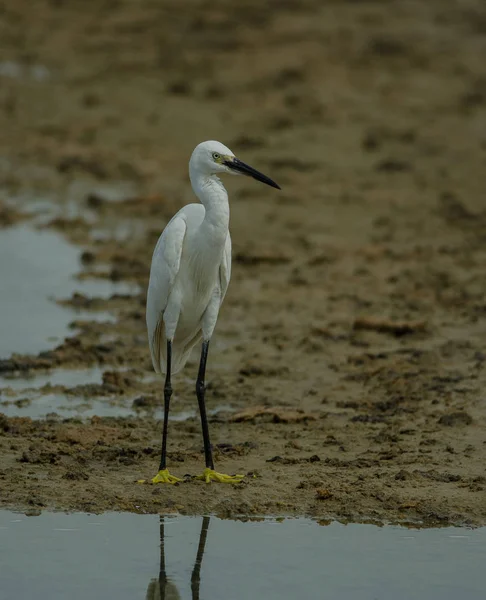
top-left (146, 141), bottom-right (233, 375)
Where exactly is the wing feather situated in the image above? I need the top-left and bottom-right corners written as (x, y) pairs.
top-left (146, 215), bottom-right (187, 371)
top-left (218, 233), bottom-right (232, 304)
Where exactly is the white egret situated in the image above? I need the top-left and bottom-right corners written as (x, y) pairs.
top-left (146, 140), bottom-right (280, 484)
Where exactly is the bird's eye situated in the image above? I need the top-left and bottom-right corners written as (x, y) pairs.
top-left (212, 152), bottom-right (221, 161)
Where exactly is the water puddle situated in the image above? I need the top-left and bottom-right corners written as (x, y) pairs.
top-left (0, 388), bottom-right (232, 420)
top-left (2, 179), bottom-right (143, 240)
top-left (0, 367), bottom-right (232, 420)
top-left (0, 226), bottom-right (139, 358)
top-left (67, 179), bottom-right (139, 205)
top-left (0, 511), bottom-right (484, 600)
top-left (0, 367), bottom-right (104, 392)
top-left (0, 61), bottom-right (50, 81)
top-left (90, 218), bottom-right (148, 242)
top-left (0, 393), bottom-right (136, 419)
top-left (0, 367), bottom-right (110, 418)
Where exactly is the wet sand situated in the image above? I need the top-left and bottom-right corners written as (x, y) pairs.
top-left (0, 0), bottom-right (485, 526)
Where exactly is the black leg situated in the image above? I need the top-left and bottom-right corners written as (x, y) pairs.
top-left (191, 516), bottom-right (210, 600)
top-left (158, 516), bottom-right (167, 585)
top-left (158, 340), bottom-right (172, 471)
top-left (157, 515), bottom-right (180, 599)
top-left (145, 516), bottom-right (169, 599)
top-left (196, 341), bottom-right (214, 469)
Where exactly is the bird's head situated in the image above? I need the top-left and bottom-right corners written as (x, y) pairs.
top-left (189, 140), bottom-right (281, 189)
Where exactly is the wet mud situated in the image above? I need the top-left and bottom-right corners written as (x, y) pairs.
top-left (0, 0), bottom-right (485, 526)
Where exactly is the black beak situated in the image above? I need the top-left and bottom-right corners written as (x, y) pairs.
top-left (224, 157), bottom-right (281, 190)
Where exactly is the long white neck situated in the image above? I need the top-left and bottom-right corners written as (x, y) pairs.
top-left (189, 166), bottom-right (230, 245)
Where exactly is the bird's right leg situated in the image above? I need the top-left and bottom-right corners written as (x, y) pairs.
top-left (195, 293), bottom-right (244, 484)
top-left (152, 339), bottom-right (182, 484)
top-left (195, 340), bottom-right (244, 484)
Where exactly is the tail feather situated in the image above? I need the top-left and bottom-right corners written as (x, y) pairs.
top-left (151, 321), bottom-right (202, 375)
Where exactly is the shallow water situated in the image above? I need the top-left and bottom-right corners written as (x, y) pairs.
top-left (0, 226), bottom-right (138, 358)
top-left (0, 367), bottom-right (104, 391)
top-left (0, 366), bottom-right (232, 420)
top-left (0, 392), bottom-right (128, 419)
top-left (0, 61), bottom-right (50, 81)
top-left (0, 390), bottom-right (232, 420)
top-left (0, 511), bottom-right (484, 600)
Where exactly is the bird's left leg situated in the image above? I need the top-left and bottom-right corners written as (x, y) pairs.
top-left (195, 295), bottom-right (243, 484)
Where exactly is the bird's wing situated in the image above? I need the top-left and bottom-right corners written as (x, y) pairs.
top-left (218, 232), bottom-right (232, 304)
top-left (146, 215), bottom-right (187, 370)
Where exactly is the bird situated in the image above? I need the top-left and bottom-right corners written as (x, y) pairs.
top-left (146, 140), bottom-right (280, 484)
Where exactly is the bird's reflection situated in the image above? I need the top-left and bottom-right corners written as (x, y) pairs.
top-left (146, 516), bottom-right (210, 600)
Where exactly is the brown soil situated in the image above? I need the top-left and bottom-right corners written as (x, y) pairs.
top-left (0, 0), bottom-right (485, 526)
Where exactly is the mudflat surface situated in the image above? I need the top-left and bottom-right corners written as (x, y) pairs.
top-left (0, 0), bottom-right (485, 526)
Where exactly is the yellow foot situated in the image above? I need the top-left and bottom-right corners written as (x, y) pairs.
top-left (196, 468), bottom-right (244, 484)
top-left (150, 469), bottom-right (183, 485)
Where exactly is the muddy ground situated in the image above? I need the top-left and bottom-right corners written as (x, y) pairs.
top-left (0, 0), bottom-right (485, 526)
